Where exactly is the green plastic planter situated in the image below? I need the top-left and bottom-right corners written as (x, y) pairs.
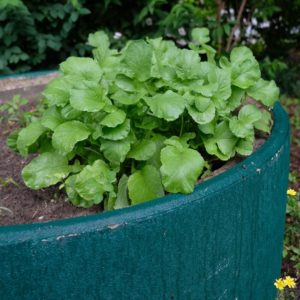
top-left (0, 103), bottom-right (289, 300)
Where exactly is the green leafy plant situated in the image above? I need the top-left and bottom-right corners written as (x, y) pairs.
top-left (0, 94), bottom-right (41, 127)
top-left (283, 189), bottom-right (300, 274)
top-left (0, 95), bottom-right (28, 123)
top-left (10, 28), bottom-right (279, 209)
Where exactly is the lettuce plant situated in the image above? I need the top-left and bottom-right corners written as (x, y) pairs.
top-left (12, 28), bottom-right (279, 209)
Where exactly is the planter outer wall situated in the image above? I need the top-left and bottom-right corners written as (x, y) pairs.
top-left (0, 103), bottom-right (290, 300)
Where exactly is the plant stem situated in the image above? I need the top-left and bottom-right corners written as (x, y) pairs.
top-left (84, 147), bottom-right (102, 156)
top-left (180, 114), bottom-right (184, 136)
top-left (225, 0), bottom-right (248, 52)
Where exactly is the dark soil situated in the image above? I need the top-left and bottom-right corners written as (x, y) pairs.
top-left (0, 75), bottom-right (100, 226)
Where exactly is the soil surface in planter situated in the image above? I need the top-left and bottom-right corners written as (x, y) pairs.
top-left (0, 73), bottom-right (267, 226)
top-left (0, 73), bottom-right (100, 226)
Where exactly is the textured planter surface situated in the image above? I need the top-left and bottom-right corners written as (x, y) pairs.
top-left (0, 103), bottom-right (289, 300)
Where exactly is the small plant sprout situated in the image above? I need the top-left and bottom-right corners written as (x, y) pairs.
top-left (0, 176), bottom-right (19, 189)
top-left (0, 94), bottom-right (43, 127)
top-left (0, 95), bottom-right (28, 124)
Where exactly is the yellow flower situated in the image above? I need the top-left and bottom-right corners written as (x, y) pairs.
top-left (287, 189), bottom-right (297, 196)
top-left (274, 278), bottom-right (285, 290)
top-left (284, 276), bottom-right (296, 288)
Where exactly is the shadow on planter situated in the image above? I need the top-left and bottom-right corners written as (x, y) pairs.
top-left (0, 103), bottom-right (290, 300)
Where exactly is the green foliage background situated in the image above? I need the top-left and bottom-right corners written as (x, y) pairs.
top-left (0, 0), bottom-right (299, 95)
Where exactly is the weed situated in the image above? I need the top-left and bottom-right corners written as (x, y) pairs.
top-left (288, 171), bottom-right (298, 185)
top-left (0, 95), bottom-right (44, 127)
top-left (0, 95), bottom-right (28, 125)
top-left (283, 189), bottom-right (300, 276)
top-left (0, 176), bottom-right (19, 189)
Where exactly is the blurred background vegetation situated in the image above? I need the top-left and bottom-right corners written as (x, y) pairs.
top-left (0, 0), bottom-right (299, 96)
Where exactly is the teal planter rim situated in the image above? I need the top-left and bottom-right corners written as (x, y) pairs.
top-left (0, 88), bottom-right (288, 238)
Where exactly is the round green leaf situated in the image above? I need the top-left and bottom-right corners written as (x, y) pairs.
top-left (73, 160), bottom-right (115, 203)
top-left (202, 121), bottom-right (237, 160)
top-left (198, 122), bottom-right (215, 135)
top-left (229, 105), bottom-right (261, 138)
top-left (127, 139), bottom-right (156, 161)
top-left (227, 86), bottom-right (245, 111)
top-left (247, 79), bottom-right (279, 107)
top-left (42, 76), bottom-right (71, 107)
top-left (22, 152), bottom-right (70, 189)
top-left (187, 103), bottom-right (215, 125)
top-left (17, 121), bottom-right (46, 156)
top-left (70, 84), bottom-right (106, 112)
top-left (100, 109), bottom-right (126, 127)
top-left (123, 40), bottom-right (153, 82)
top-left (174, 49), bottom-right (201, 80)
top-left (114, 174), bottom-right (130, 209)
top-left (194, 96), bottom-right (211, 112)
top-left (215, 121), bottom-right (238, 156)
top-left (134, 115), bottom-right (161, 130)
top-left (88, 31), bottom-right (109, 49)
top-left (229, 117), bottom-right (253, 138)
top-left (235, 134), bottom-right (254, 156)
top-left (61, 105), bottom-right (81, 120)
top-left (253, 110), bottom-right (272, 133)
top-left (229, 46), bottom-right (261, 89)
top-left (144, 90), bottom-right (185, 121)
top-left (52, 121), bottom-right (91, 155)
top-left (60, 57), bottom-right (103, 82)
top-left (111, 90), bottom-right (140, 105)
top-left (41, 107), bottom-right (64, 131)
top-left (115, 75), bottom-right (136, 92)
top-left (128, 165), bottom-right (164, 205)
top-left (65, 175), bottom-right (92, 208)
top-left (101, 119), bottom-right (130, 141)
top-left (100, 137), bottom-right (131, 163)
top-left (160, 145), bottom-right (204, 194)
top-left (238, 104), bottom-right (262, 124)
top-left (213, 67), bottom-right (231, 101)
